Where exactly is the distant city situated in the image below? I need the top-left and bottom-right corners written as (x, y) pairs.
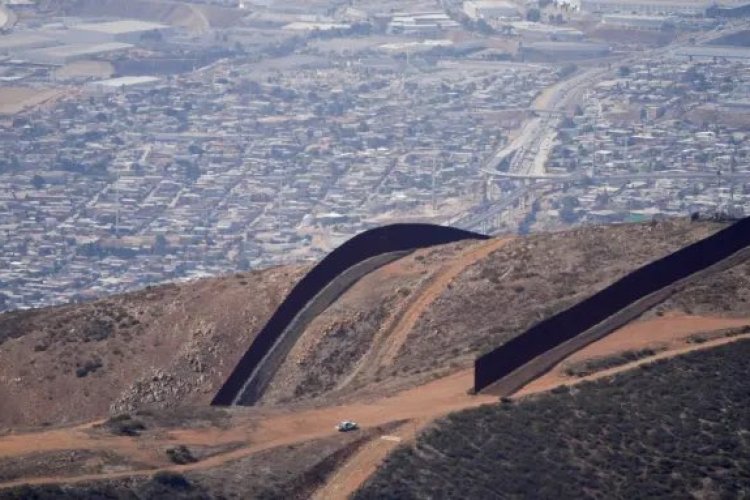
top-left (1, 0), bottom-right (750, 311)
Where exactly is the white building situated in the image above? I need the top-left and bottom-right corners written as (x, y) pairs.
top-left (580, 0), bottom-right (711, 15)
top-left (602, 14), bottom-right (673, 29)
top-left (463, 0), bottom-right (521, 20)
top-left (388, 12), bottom-right (460, 35)
top-left (19, 42), bottom-right (133, 65)
top-left (85, 76), bottom-right (160, 93)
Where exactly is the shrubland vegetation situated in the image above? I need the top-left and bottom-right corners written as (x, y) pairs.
top-left (562, 347), bottom-right (664, 377)
top-left (0, 471), bottom-right (209, 499)
top-left (357, 340), bottom-right (750, 499)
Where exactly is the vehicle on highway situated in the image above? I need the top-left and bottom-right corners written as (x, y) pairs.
top-left (336, 421), bottom-right (359, 432)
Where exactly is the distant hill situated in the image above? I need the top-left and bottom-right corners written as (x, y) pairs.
top-left (0, 265), bottom-right (304, 428)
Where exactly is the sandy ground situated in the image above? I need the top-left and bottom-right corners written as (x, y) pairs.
top-left (0, 87), bottom-right (64, 116)
top-left (2, 313), bottom-right (748, 492)
top-left (55, 61), bottom-right (114, 80)
top-left (311, 314), bottom-right (750, 499)
top-left (312, 422), bottom-right (418, 500)
top-left (517, 314), bottom-right (750, 395)
top-left (336, 237), bottom-right (513, 392)
top-left (0, 369), bottom-right (496, 489)
top-left (378, 238), bottom-right (513, 367)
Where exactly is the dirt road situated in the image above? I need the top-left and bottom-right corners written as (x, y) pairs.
top-left (1, 314), bottom-right (748, 492)
top-left (312, 314), bottom-right (750, 499)
top-left (0, 369), bottom-right (495, 489)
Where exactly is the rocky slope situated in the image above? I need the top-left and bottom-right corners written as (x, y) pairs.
top-left (261, 219), bottom-right (744, 406)
top-left (2, 218), bottom-right (748, 429)
top-left (0, 265), bottom-right (305, 428)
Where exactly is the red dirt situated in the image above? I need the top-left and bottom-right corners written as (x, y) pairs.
top-left (517, 314), bottom-right (750, 395)
top-left (3, 313), bottom-right (749, 492)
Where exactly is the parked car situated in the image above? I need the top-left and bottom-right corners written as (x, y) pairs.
top-left (336, 420), bottom-right (359, 432)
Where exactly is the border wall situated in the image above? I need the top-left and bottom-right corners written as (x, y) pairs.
top-left (212, 223), bottom-right (488, 406)
top-left (475, 217), bottom-right (750, 393)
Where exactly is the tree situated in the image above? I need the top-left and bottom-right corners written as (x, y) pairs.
top-left (527, 8), bottom-right (541, 21)
top-left (31, 174), bottom-right (45, 190)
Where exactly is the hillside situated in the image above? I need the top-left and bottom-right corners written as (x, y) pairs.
top-left (2, 218), bottom-right (745, 428)
top-left (355, 338), bottom-right (750, 499)
top-left (1, 218), bottom-right (749, 498)
top-left (0, 265), bottom-right (305, 428)
top-left (259, 218), bottom-right (737, 407)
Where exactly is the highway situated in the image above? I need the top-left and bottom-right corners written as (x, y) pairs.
top-left (456, 20), bottom-right (750, 233)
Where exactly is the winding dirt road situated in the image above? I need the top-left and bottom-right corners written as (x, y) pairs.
top-left (2, 314), bottom-right (747, 494)
top-left (335, 237), bottom-right (512, 393)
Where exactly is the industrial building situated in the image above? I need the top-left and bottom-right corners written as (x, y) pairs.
top-left (86, 75), bottom-right (160, 93)
top-left (68, 20), bottom-right (171, 44)
top-left (19, 42), bottom-right (133, 65)
top-left (463, 0), bottom-right (521, 21)
top-left (602, 14), bottom-right (674, 29)
top-left (580, 0), bottom-right (712, 14)
top-left (388, 12), bottom-right (460, 35)
top-left (675, 45), bottom-right (750, 60)
top-left (511, 21), bottom-right (585, 40)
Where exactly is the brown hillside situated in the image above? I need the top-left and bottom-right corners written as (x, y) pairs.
top-left (0, 265), bottom-right (305, 429)
top-left (259, 219), bottom-right (738, 407)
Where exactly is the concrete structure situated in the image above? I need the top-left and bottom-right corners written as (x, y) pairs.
top-left (602, 14), bottom-right (674, 28)
top-left (676, 45), bottom-right (750, 60)
top-left (68, 20), bottom-right (171, 44)
top-left (86, 76), bottom-right (160, 93)
top-left (511, 21), bottom-right (585, 40)
top-left (581, 0), bottom-right (711, 15)
top-left (19, 42), bottom-right (133, 65)
top-left (463, 0), bottom-right (521, 20)
top-left (388, 12), bottom-right (460, 35)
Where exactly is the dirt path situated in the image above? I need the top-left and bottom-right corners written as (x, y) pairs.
top-left (312, 422), bottom-right (419, 500)
top-left (310, 314), bottom-right (750, 499)
top-left (517, 314), bottom-right (750, 395)
top-left (337, 238), bottom-right (512, 391)
top-left (377, 237), bottom-right (512, 366)
top-left (0, 370), bottom-right (495, 489)
top-left (2, 314), bottom-right (749, 491)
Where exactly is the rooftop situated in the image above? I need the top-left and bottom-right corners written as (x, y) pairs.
top-left (72, 20), bottom-right (169, 34)
top-left (0, 33), bottom-right (55, 50)
top-left (23, 42), bottom-right (133, 58)
top-left (88, 76), bottom-right (160, 88)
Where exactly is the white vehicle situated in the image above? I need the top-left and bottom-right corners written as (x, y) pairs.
top-left (336, 420), bottom-right (359, 432)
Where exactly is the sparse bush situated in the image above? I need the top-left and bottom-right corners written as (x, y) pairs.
top-left (356, 340), bottom-right (750, 499)
top-left (166, 445), bottom-right (198, 465)
top-left (74, 359), bottom-right (102, 378)
top-left (151, 471), bottom-right (194, 491)
top-left (563, 348), bottom-right (662, 377)
top-left (105, 413), bottom-right (146, 436)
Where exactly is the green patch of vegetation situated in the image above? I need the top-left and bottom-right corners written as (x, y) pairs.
top-left (356, 339), bottom-right (750, 499)
top-left (563, 347), bottom-right (665, 377)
